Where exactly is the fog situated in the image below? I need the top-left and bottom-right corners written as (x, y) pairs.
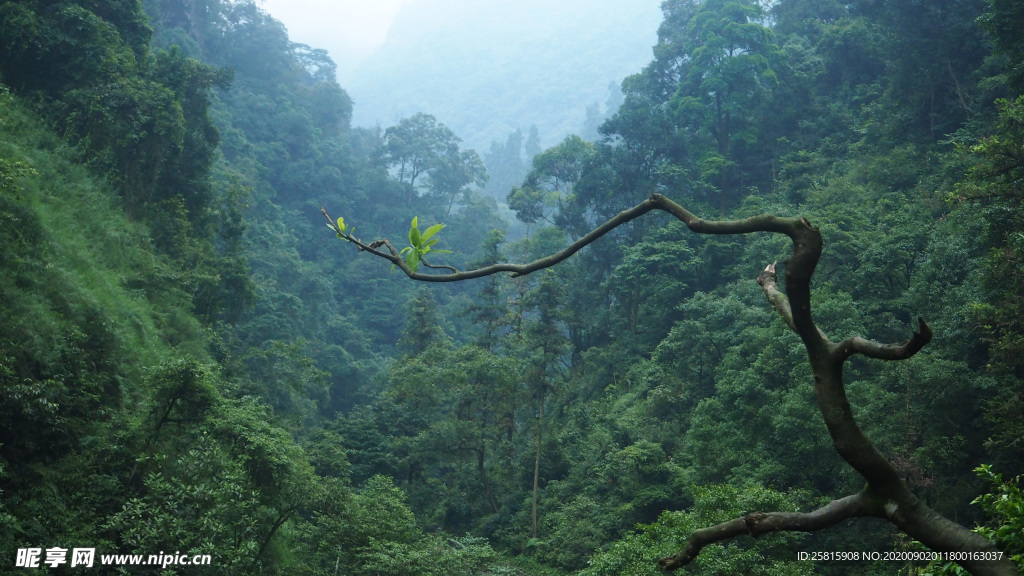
top-left (258, 0), bottom-right (661, 152)
top-left (257, 0), bottom-right (413, 80)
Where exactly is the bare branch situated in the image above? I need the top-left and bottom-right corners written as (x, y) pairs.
top-left (388, 196), bottom-right (660, 281)
top-left (756, 261), bottom-right (831, 342)
top-left (756, 262), bottom-right (795, 331)
top-left (419, 257), bottom-right (459, 274)
top-left (658, 491), bottom-right (877, 571)
top-left (833, 318), bottom-right (933, 362)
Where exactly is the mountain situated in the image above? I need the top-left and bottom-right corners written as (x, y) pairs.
top-left (346, 0), bottom-right (662, 151)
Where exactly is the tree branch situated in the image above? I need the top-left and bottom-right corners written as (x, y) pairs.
top-left (658, 491), bottom-right (877, 571)
top-left (327, 194), bottom-right (1018, 576)
top-left (419, 256), bottom-right (459, 273)
top-left (832, 318), bottom-right (933, 362)
top-left (326, 194), bottom-right (806, 282)
top-left (757, 262), bottom-right (795, 331)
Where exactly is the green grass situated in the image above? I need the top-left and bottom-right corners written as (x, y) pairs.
top-left (0, 85), bottom-right (210, 391)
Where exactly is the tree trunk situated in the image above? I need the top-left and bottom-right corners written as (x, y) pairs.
top-left (531, 400), bottom-right (544, 539)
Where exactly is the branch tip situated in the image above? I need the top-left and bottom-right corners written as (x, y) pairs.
top-left (834, 316), bottom-right (933, 362)
top-left (917, 317), bottom-right (933, 342)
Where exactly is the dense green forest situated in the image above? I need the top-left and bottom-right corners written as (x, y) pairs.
top-left (1, 0), bottom-right (1022, 574)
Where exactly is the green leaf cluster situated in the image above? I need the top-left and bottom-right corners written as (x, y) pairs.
top-left (400, 216), bottom-right (450, 272)
top-left (920, 465), bottom-right (1024, 575)
top-left (972, 465), bottom-right (1024, 568)
top-left (329, 215), bottom-right (359, 244)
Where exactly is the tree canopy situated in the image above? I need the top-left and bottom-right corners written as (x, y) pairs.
top-left (1, 0), bottom-right (1023, 574)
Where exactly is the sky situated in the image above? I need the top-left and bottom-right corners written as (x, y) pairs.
top-left (257, 0), bottom-right (412, 83)
top-left (255, 0), bottom-right (663, 152)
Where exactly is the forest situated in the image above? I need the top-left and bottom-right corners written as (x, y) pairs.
top-left (0, 0), bottom-right (1022, 574)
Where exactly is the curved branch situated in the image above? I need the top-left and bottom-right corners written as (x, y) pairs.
top-left (419, 257), bottom-right (459, 274)
top-left (391, 197), bottom-right (660, 281)
top-left (327, 195), bottom-right (1017, 576)
top-left (658, 491), bottom-right (878, 571)
top-left (327, 194), bottom-right (808, 282)
top-left (747, 220), bottom-right (1013, 576)
top-left (833, 318), bottom-right (933, 362)
top-left (320, 206), bottom-right (397, 261)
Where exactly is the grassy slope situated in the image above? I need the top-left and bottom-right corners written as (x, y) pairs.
top-left (0, 84), bottom-right (209, 376)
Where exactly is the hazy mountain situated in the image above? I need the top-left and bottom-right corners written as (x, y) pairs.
top-left (345, 0), bottom-right (662, 152)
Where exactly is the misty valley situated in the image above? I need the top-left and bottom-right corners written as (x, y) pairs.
top-left (1, 0), bottom-right (1023, 575)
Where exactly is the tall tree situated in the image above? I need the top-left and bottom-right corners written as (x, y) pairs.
top-left (980, 0), bottom-right (1024, 94)
top-left (378, 113), bottom-right (487, 207)
top-left (482, 129), bottom-right (527, 201)
top-left (670, 0), bottom-right (782, 209)
top-left (521, 270), bottom-right (568, 539)
top-left (507, 135), bottom-right (597, 238)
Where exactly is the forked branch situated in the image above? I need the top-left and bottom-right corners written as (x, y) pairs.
top-left (328, 194), bottom-right (1016, 576)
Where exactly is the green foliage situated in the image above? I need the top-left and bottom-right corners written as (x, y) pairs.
top-left (331, 0), bottom-right (1024, 571)
top-left (979, 0), bottom-right (1024, 93)
top-left (0, 7), bottom-right (448, 574)
top-left (105, 435), bottom-right (265, 572)
top-left (581, 484), bottom-right (814, 576)
top-left (356, 534), bottom-right (500, 576)
top-left (920, 465), bottom-right (1024, 574)
top-left (241, 340), bottom-right (330, 428)
top-left (508, 135), bottom-right (597, 234)
top-left (378, 113), bottom-right (488, 210)
top-left (147, 356), bottom-right (218, 437)
top-left (0, 157), bottom-right (36, 198)
top-left (972, 465), bottom-right (1024, 566)
top-left (953, 95), bottom-right (1024, 456)
top-left (0, 1), bottom-right (148, 95)
top-left (482, 128), bottom-right (528, 202)
top-left (5, 0), bottom-right (1024, 573)
top-left (400, 216), bottom-right (451, 273)
top-left (608, 221), bottom-right (700, 347)
top-left (398, 289), bottom-right (449, 355)
top-left (331, 215), bottom-right (356, 241)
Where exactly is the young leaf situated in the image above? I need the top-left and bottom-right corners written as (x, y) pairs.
top-left (421, 223), bottom-right (445, 242)
top-left (409, 224), bottom-right (421, 248)
top-left (405, 249), bottom-right (420, 272)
